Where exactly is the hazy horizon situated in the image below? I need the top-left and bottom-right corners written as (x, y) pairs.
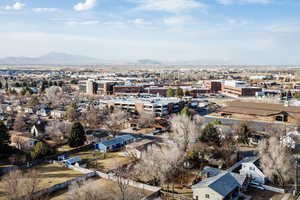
top-left (1, 0), bottom-right (300, 65)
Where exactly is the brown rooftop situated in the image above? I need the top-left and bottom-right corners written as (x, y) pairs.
top-left (222, 101), bottom-right (300, 116)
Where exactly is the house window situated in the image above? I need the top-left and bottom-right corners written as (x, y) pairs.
top-left (205, 194), bottom-right (210, 199)
top-left (249, 167), bottom-right (255, 171)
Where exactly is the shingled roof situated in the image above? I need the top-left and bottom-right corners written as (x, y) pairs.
top-left (192, 172), bottom-right (246, 197)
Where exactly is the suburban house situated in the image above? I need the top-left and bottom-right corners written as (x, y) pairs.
top-left (95, 134), bottom-right (136, 152)
top-left (50, 110), bottom-right (66, 119)
top-left (192, 170), bottom-right (247, 200)
top-left (126, 139), bottom-right (158, 159)
top-left (36, 107), bottom-right (51, 117)
top-left (24, 106), bottom-right (35, 114)
top-left (10, 132), bottom-right (39, 150)
top-left (86, 129), bottom-right (110, 143)
top-left (229, 156), bottom-right (266, 185)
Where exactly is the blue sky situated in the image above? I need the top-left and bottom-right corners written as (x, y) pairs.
top-left (0, 0), bottom-right (300, 64)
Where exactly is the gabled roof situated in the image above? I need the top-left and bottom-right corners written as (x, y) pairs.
top-left (192, 172), bottom-right (246, 197)
top-left (65, 157), bottom-right (81, 165)
top-left (228, 156), bottom-right (259, 172)
top-left (101, 137), bottom-right (124, 147)
top-left (118, 134), bottom-right (135, 141)
top-left (98, 135), bottom-right (135, 147)
top-left (200, 167), bottom-right (226, 177)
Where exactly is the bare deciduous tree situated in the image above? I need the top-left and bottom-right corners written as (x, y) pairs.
top-left (258, 136), bottom-right (295, 187)
top-left (66, 104), bottom-right (78, 122)
top-left (104, 109), bottom-right (128, 137)
top-left (13, 113), bottom-right (28, 132)
top-left (66, 181), bottom-right (109, 200)
top-left (137, 112), bottom-right (155, 129)
top-left (0, 169), bottom-right (41, 200)
top-left (45, 86), bottom-right (64, 106)
top-left (170, 115), bottom-right (199, 152)
top-left (46, 120), bottom-right (70, 142)
top-left (83, 106), bottom-right (108, 128)
top-left (132, 144), bottom-right (184, 188)
top-left (66, 180), bottom-right (142, 200)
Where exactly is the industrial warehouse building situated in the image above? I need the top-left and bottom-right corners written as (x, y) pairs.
top-left (219, 101), bottom-right (300, 123)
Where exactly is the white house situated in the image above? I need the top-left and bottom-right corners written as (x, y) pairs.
top-left (239, 156), bottom-right (265, 185)
top-left (50, 110), bottom-right (65, 119)
top-left (192, 171), bottom-right (246, 200)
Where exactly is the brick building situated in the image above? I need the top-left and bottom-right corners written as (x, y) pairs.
top-left (222, 80), bottom-right (262, 97)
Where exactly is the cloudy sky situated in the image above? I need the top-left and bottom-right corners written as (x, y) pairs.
top-left (0, 0), bottom-right (299, 64)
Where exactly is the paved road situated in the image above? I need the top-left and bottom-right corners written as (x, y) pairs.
top-left (204, 116), bottom-right (295, 132)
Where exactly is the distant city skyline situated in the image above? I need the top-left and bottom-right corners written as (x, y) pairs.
top-left (0, 0), bottom-right (300, 64)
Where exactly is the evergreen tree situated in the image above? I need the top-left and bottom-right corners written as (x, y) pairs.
top-left (166, 88), bottom-right (175, 97)
top-left (31, 142), bottom-right (54, 159)
top-left (201, 123), bottom-right (221, 146)
top-left (58, 81), bottom-right (63, 87)
top-left (22, 82), bottom-right (28, 87)
top-left (211, 119), bottom-right (222, 125)
top-left (5, 80), bottom-right (8, 90)
top-left (0, 121), bottom-right (10, 153)
top-left (28, 96), bottom-right (40, 106)
top-left (40, 81), bottom-right (47, 93)
top-left (20, 88), bottom-right (27, 96)
top-left (68, 122), bottom-right (86, 147)
top-left (175, 87), bottom-right (184, 97)
top-left (180, 106), bottom-right (190, 116)
top-left (237, 122), bottom-right (252, 144)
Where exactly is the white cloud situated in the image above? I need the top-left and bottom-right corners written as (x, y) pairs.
top-left (74, 0), bottom-right (97, 11)
top-left (65, 20), bottom-right (99, 26)
top-left (137, 0), bottom-right (206, 13)
top-left (218, 0), bottom-right (272, 5)
top-left (133, 18), bottom-right (146, 24)
top-left (164, 16), bottom-right (191, 25)
top-left (4, 2), bottom-right (25, 10)
top-left (33, 8), bottom-right (59, 13)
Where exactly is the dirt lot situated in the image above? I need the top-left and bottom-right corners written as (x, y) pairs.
top-left (50, 178), bottom-right (153, 200)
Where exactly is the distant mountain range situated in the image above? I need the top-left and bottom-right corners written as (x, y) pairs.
top-left (0, 52), bottom-right (233, 66)
top-left (0, 52), bottom-right (104, 65)
top-left (0, 52), bottom-right (164, 66)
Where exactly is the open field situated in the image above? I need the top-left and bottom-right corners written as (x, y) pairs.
top-left (56, 145), bottom-right (76, 153)
top-left (92, 155), bottom-right (133, 171)
top-left (244, 188), bottom-right (286, 200)
top-left (70, 150), bottom-right (116, 161)
top-left (33, 163), bottom-right (84, 190)
top-left (66, 149), bottom-right (133, 171)
top-left (50, 178), bottom-right (153, 200)
top-left (0, 163), bottom-right (83, 200)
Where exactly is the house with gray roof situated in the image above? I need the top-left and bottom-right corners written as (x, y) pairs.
top-left (192, 171), bottom-right (247, 200)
